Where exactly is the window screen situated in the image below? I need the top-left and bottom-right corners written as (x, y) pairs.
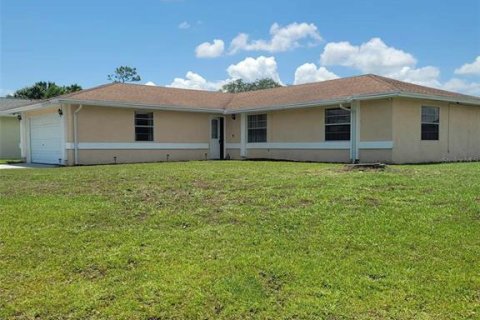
top-left (247, 114), bottom-right (267, 143)
top-left (135, 112), bottom-right (154, 141)
top-left (421, 106), bottom-right (439, 140)
top-left (325, 108), bottom-right (351, 141)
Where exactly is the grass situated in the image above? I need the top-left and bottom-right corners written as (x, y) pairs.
top-left (0, 161), bottom-right (479, 319)
top-left (0, 159), bottom-right (22, 164)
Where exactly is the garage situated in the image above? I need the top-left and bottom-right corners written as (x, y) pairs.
top-left (30, 114), bottom-right (63, 164)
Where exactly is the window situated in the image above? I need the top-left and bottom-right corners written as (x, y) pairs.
top-left (211, 119), bottom-right (219, 139)
top-left (248, 114), bottom-right (267, 143)
top-left (421, 106), bottom-right (439, 140)
top-left (135, 112), bottom-right (154, 141)
top-left (325, 108), bottom-right (351, 141)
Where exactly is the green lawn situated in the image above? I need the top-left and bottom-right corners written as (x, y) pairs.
top-left (0, 159), bottom-right (22, 164)
top-left (0, 161), bottom-right (479, 319)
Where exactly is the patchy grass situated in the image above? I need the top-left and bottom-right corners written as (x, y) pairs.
top-left (0, 159), bottom-right (22, 164)
top-left (0, 161), bottom-right (479, 319)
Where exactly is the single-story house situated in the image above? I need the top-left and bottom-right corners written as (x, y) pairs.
top-left (0, 98), bottom-right (34, 159)
top-left (5, 74), bottom-right (480, 165)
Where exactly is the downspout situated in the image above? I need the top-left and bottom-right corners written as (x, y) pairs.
top-left (73, 104), bottom-right (83, 165)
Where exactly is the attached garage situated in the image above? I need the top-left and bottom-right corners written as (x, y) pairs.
top-left (29, 114), bottom-right (63, 164)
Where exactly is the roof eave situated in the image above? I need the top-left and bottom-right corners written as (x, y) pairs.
top-left (4, 90), bottom-right (480, 115)
top-left (224, 91), bottom-right (480, 113)
top-left (5, 98), bottom-right (225, 114)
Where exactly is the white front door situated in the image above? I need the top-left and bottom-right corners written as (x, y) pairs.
top-left (30, 114), bottom-right (63, 164)
top-left (210, 118), bottom-right (221, 159)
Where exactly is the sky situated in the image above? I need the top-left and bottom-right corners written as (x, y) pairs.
top-left (1, 0), bottom-right (479, 96)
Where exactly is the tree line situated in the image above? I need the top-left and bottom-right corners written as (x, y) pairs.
top-left (7, 65), bottom-right (282, 99)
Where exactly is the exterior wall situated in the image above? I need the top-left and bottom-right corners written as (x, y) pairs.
top-left (226, 148), bottom-right (241, 160)
top-left (77, 105), bottom-right (211, 143)
top-left (360, 99), bottom-right (393, 141)
top-left (78, 150), bottom-right (208, 165)
top-left (0, 116), bottom-right (21, 159)
top-left (246, 149), bottom-right (350, 162)
top-left (74, 105), bottom-right (214, 165)
top-left (239, 102), bottom-right (394, 163)
top-left (268, 107), bottom-right (325, 142)
top-left (358, 150), bottom-right (393, 163)
top-left (20, 98), bottom-right (479, 166)
top-left (392, 98), bottom-right (480, 163)
top-left (225, 115), bottom-right (240, 144)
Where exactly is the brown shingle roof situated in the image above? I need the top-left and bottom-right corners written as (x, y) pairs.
top-left (0, 97), bottom-right (37, 113)
top-left (12, 74), bottom-right (480, 113)
top-left (62, 82), bottom-right (234, 110)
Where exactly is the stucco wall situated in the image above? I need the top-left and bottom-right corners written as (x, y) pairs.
top-left (78, 149), bottom-right (208, 165)
top-left (268, 107), bottom-right (326, 142)
top-left (0, 117), bottom-right (21, 158)
top-left (246, 149), bottom-right (350, 162)
top-left (226, 116), bottom-right (240, 143)
top-left (77, 105), bottom-right (211, 143)
top-left (239, 104), bottom-right (393, 163)
top-left (392, 98), bottom-right (480, 163)
top-left (360, 99), bottom-right (393, 141)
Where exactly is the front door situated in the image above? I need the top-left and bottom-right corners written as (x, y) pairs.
top-left (209, 117), bottom-right (224, 159)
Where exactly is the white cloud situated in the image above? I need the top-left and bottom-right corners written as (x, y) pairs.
top-left (144, 81), bottom-right (156, 86)
top-left (195, 39), bottom-right (225, 58)
top-left (226, 56), bottom-right (282, 83)
top-left (178, 21), bottom-right (191, 29)
top-left (319, 37), bottom-right (446, 87)
top-left (294, 63), bottom-right (338, 85)
top-left (320, 38), bottom-right (416, 74)
top-left (454, 56), bottom-right (480, 75)
top-left (388, 66), bottom-right (441, 87)
top-left (229, 22), bottom-right (322, 54)
top-left (168, 56), bottom-right (281, 91)
top-left (168, 71), bottom-right (225, 91)
top-left (443, 78), bottom-right (480, 96)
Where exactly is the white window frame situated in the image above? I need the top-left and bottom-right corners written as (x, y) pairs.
top-left (247, 113), bottom-right (267, 143)
top-left (421, 106), bottom-right (439, 141)
top-left (325, 107), bottom-right (351, 141)
top-left (135, 111), bottom-right (154, 142)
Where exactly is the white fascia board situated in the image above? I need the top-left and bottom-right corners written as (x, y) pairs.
top-left (225, 92), bottom-right (480, 114)
top-left (0, 113), bottom-right (17, 117)
top-left (57, 99), bottom-right (224, 114)
top-left (4, 101), bottom-right (56, 113)
top-left (396, 93), bottom-right (480, 106)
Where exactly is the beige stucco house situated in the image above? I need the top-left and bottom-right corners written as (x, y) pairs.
top-left (0, 98), bottom-right (34, 159)
top-left (6, 74), bottom-right (480, 165)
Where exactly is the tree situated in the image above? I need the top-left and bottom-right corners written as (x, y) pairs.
top-left (221, 78), bottom-right (282, 93)
top-left (12, 81), bottom-right (82, 99)
top-left (107, 66), bottom-right (141, 83)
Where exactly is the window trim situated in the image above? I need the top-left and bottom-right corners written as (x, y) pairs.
top-left (325, 107), bottom-right (351, 141)
top-left (247, 113), bottom-right (267, 143)
top-left (421, 106), bottom-right (439, 141)
top-left (134, 111), bottom-right (154, 142)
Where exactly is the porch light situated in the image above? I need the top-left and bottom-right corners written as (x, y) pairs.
top-left (58, 108), bottom-right (63, 116)
top-left (231, 114), bottom-right (236, 120)
top-left (17, 114), bottom-right (22, 121)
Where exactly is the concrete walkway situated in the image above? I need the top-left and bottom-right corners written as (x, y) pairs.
top-left (0, 163), bottom-right (58, 169)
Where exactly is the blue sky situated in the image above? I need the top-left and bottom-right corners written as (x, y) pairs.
top-left (1, 0), bottom-right (479, 96)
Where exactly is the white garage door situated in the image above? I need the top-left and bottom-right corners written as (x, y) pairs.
top-left (30, 114), bottom-right (63, 164)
